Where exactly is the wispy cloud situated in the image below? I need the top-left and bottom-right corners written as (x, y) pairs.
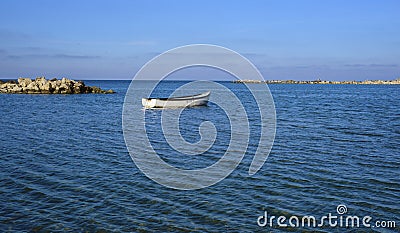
top-left (17, 46), bottom-right (45, 52)
top-left (6, 55), bottom-right (20, 59)
top-left (269, 64), bottom-right (330, 70)
top-left (0, 29), bottom-right (32, 41)
top-left (344, 64), bottom-right (398, 68)
top-left (53, 54), bottom-right (101, 59)
top-left (6, 53), bottom-right (101, 60)
top-left (125, 40), bottom-right (156, 46)
top-left (240, 53), bottom-right (267, 58)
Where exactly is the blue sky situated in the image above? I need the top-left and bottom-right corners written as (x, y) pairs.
top-left (0, 0), bottom-right (399, 80)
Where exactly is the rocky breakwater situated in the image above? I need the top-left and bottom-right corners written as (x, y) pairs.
top-left (0, 77), bottom-right (115, 94)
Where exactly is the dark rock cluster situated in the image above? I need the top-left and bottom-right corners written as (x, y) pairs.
top-left (0, 77), bottom-right (115, 94)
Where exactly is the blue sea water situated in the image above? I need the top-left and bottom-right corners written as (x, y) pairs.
top-left (0, 81), bottom-right (399, 232)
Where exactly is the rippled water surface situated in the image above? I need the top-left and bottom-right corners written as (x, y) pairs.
top-left (0, 81), bottom-right (399, 232)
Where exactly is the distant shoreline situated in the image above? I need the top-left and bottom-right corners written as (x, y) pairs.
top-left (234, 78), bottom-right (400, 85)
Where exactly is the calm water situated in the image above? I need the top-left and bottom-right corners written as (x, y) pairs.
top-left (0, 81), bottom-right (399, 232)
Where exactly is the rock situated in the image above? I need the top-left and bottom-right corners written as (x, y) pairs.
top-left (0, 77), bottom-right (115, 94)
top-left (91, 86), bottom-right (102, 93)
top-left (18, 78), bottom-right (32, 87)
top-left (6, 83), bottom-right (17, 89)
top-left (26, 82), bottom-right (38, 92)
top-left (12, 86), bottom-right (23, 93)
top-left (84, 86), bottom-right (92, 93)
top-left (61, 77), bottom-right (71, 84)
top-left (59, 83), bottom-right (72, 94)
top-left (73, 82), bottom-right (84, 94)
top-left (35, 77), bottom-right (46, 84)
top-left (49, 80), bottom-right (57, 89)
top-left (41, 82), bottom-right (53, 94)
top-left (54, 86), bottom-right (60, 94)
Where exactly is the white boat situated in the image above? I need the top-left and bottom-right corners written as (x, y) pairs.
top-left (142, 91), bottom-right (210, 108)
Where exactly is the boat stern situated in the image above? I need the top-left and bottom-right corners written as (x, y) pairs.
top-left (142, 98), bottom-right (157, 108)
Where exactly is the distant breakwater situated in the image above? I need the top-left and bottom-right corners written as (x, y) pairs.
top-left (233, 78), bottom-right (400, 85)
top-left (0, 77), bottom-right (115, 94)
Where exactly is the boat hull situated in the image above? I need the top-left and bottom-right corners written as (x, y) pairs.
top-left (142, 91), bottom-right (210, 109)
